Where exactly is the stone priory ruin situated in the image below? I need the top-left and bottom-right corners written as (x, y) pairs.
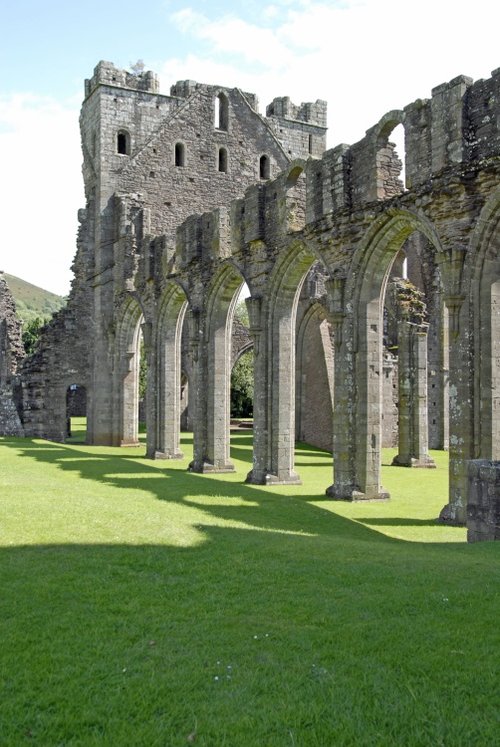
top-left (2, 61), bottom-right (500, 542)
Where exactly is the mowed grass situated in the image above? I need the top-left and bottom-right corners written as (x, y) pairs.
top-left (1, 422), bottom-right (499, 746)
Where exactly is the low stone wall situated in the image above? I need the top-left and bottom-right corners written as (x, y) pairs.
top-left (467, 460), bottom-right (500, 542)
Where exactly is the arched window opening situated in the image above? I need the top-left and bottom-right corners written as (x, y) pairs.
top-left (260, 154), bottom-right (270, 179)
top-left (218, 147), bottom-right (228, 173)
top-left (175, 142), bottom-right (185, 167)
top-left (376, 121), bottom-right (406, 199)
top-left (215, 92), bottom-right (229, 130)
top-left (117, 130), bottom-right (130, 155)
top-left (308, 134), bottom-right (313, 155)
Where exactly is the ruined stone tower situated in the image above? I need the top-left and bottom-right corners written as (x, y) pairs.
top-left (21, 61), bottom-right (327, 444)
top-left (8, 60), bottom-right (500, 540)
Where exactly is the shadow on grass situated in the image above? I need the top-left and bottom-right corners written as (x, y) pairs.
top-left (1, 436), bottom-right (496, 744)
top-left (2, 434), bottom-right (461, 549)
top-left (5, 436), bottom-right (377, 544)
top-left (1, 528), bottom-right (498, 746)
top-left (357, 517), bottom-right (442, 527)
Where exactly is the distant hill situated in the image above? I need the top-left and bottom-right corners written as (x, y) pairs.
top-left (4, 273), bottom-right (66, 325)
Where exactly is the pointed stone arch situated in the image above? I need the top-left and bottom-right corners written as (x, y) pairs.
top-left (295, 300), bottom-right (334, 451)
top-left (468, 187), bottom-right (500, 460)
top-left (332, 209), bottom-right (443, 500)
top-left (114, 294), bottom-right (145, 446)
top-left (190, 261), bottom-right (246, 473)
top-left (247, 239), bottom-right (330, 485)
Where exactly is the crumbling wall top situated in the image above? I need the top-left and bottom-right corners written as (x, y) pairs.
top-left (266, 96), bottom-right (327, 128)
top-left (0, 272), bottom-right (25, 381)
top-left (85, 61), bottom-right (160, 98)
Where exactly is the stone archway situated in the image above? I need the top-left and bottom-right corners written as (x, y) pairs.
top-left (247, 238), bottom-right (330, 485)
top-left (114, 295), bottom-right (145, 447)
top-left (469, 190), bottom-right (500, 460)
top-left (329, 209), bottom-right (443, 500)
top-left (190, 262), bottom-right (247, 473)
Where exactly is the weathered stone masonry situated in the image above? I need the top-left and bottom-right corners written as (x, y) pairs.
top-left (6, 62), bottom-right (500, 541)
top-left (0, 273), bottom-right (24, 436)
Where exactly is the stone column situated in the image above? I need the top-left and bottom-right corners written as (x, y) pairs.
top-left (187, 310), bottom-right (208, 473)
top-left (143, 321), bottom-right (158, 459)
top-left (268, 298), bottom-right (301, 485)
top-left (119, 349), bottom-right (140, 447)
top-left (392, 317), bottom-right (435, 467)
top-left (439, 294), bottom-right (471, 525)
top-left (153, 310), bottom-right (185, 460)
top-left (245, 297), bottom-right (269, 484)
top-left (204, 309), bottom-right (235, 473)
top-left (245, 295), bottom-right (300, 485)
top-left (326, 308), bottom-right (359, 498)
top-left (325, 277), bottom-right (383, 500)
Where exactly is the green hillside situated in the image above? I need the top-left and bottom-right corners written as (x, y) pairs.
top-left (4, 273), bottom-right (66, 325)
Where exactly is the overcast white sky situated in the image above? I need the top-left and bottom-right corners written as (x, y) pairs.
top-left (1, 0), bottom-right (499, 295)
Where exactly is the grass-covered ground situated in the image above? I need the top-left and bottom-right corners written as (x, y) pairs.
top-left (1, 422), bottom-right (499, 745)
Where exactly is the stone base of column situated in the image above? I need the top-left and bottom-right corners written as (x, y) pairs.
top-left (152, 450), bottom-right (184, 460)
top-left (188, 460), bottom-right (235, 474)
top-left (326, 483), bottom-right (390, 501)
top-left (245, 469), bottom-right (302, 486)
top-left (391, 454), bottom-right (436, 468)
top-left (437, 502), bottom-right (466, 526)
top-left (120, 440), bottom-right (141, 447)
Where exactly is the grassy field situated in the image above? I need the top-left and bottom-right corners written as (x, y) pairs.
top-left (1, 423), bottom-right (499, 745)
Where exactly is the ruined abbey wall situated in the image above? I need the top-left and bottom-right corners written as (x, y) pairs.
top-left (0, 273), bottom-right (24, 436)
top-left (5, 61), bottom-right (500, 541)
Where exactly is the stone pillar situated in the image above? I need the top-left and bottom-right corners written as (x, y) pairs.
top-left (189, 304), bottom-right (235, 474)
top-left (325, 276), bottom-right (383, 500)
top-left (119, 349), bottom-right (140, 447)
top-left (245, 295), bottom-right (300, 485)
top-left (439, 294), bottom-right (471, 525)
top-left (245, 297), bottom-right (268, 484)
top-left (326, 308), bottom-right (359, 498)
top-left (392, 318), bottom-right (435, 467)
top-left (204, 308), bottom-right (235, 473)
top-left (187, 310), bottom-right (208, 473)
top-left (154, 310), bottom-right (185, 460)
top-left (143, 321), bottom-right (158, 459)
top-left (467, 460), bottom-right (500, 542)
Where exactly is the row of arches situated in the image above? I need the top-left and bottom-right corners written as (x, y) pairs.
top-left (110, 220), bottom-right (439, 490)
top-left (78, 156), bottom-right (500, 524)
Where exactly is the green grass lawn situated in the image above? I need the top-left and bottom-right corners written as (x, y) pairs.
top-left (1, 423), bottom-right (499, 745)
